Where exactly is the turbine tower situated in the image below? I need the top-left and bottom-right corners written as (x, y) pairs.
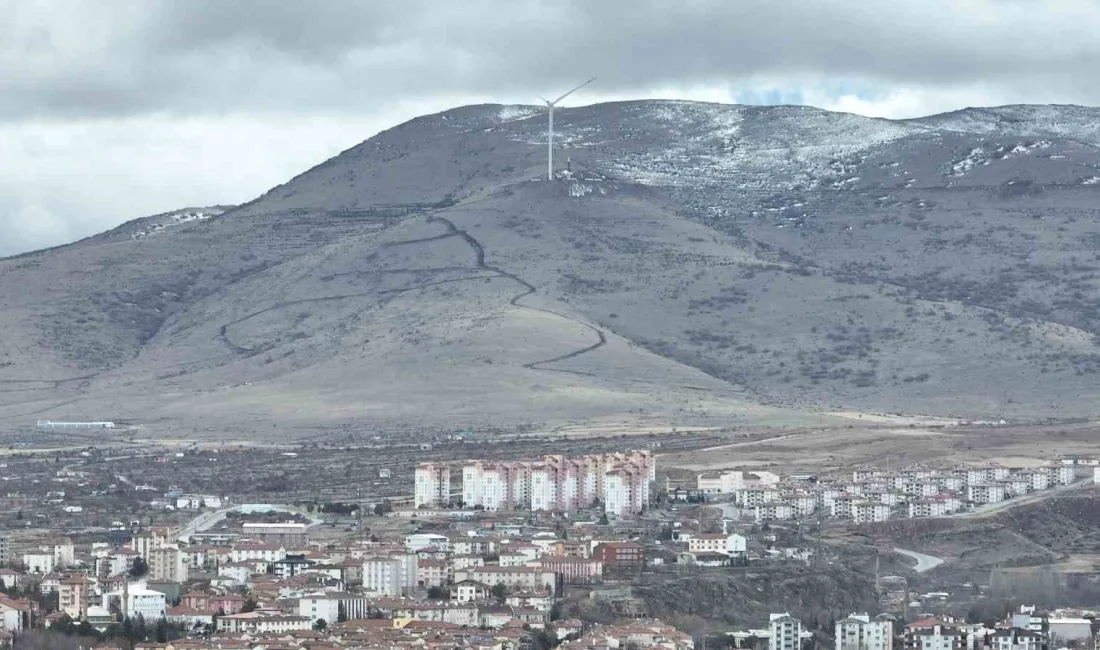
top-left (541, 77), bottom-right (595, 180)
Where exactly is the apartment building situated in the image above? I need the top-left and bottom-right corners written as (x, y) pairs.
top-left (460, 450), bottom-right (654, 515)
top-left (688, 534), bottom-right (747, 557)
top-left (536, 556), bottom-right (603, 585)
top-left (903, 623), bottom-right (966, 650)
top-left (362, 556), bottom-right (403, 596)
top-left (148, 547), bottom-right (188, 583)
top-left (966, 484), bottom-right (1006, 505)
top-left (1044, 465), bottom-right (1076, 486)
top-left (852, 501), bottom-right (891, 523)
top-left (58, 575), bottom-right (89, 620)
top-left (754, 502), bottom-right (796, 522)
top-left (414, 463), bottom-right (451, 509)
top-left (769, 613), bottom-right (803, 650)
top-left (454, 566), bottom-right (556, 592)
top-left (836, 613), bottom-right (894, 650)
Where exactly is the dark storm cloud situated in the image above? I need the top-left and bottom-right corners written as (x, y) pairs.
top-left (4, 0), bottom-right (1100, 121)
top-left (3, 0), bottom-right (1100, 258)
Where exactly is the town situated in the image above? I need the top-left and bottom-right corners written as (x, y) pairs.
top-left (0, 436), bottom-right (1093, 650)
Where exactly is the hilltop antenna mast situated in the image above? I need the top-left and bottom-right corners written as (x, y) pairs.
top-left (540, 77), bottom-right (596, 180)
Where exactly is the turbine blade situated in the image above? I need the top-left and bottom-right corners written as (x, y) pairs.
top-left (552, 76), bottom-right (596, 104)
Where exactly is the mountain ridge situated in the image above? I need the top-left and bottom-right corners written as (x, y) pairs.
top-left (4, 99), bottom-right (1100, 437)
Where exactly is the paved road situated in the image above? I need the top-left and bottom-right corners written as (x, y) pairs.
top-left (177, 504), bottom-right (322, 542)
top-left (894, 547), bottom-right (945, 573)
top-left (949, 478), bottom-right (1089, 519)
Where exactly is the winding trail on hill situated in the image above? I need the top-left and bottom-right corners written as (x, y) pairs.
top-left (216, 212), bottom-right (608, 375)
top-left (428, 214), bottom-right (607, 374)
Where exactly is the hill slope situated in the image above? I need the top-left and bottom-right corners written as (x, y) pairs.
top-left (4, 101), bottom-right (1100, 437)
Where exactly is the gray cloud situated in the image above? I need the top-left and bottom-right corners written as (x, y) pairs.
top-left (5, 0), bottom-right (1100, 121)
top-left (2, 0), bottom-right (1100, 256)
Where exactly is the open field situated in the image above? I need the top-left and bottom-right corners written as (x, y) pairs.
top-left (658, 420), bottom-right (1100, 473)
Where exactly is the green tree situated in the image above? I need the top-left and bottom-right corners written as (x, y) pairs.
top-left (241, 598), bottom-right (257, 613)
top-left (76, 620), bottom-right (97, 639)
top-left (313, 619), bottom-right (327, 632)
top-left (491, 583), bottom-right (508, 600)
top-left (598, 513), bottom-right (609, 525)
top-left (337, 602), bottom-right (347, 623)
top-left (426, 586), bottom-right (447, 600)
top-left (129, 556), bottom-right (148, 578)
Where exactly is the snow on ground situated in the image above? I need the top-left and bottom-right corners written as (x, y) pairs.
top-left (497, 105), bottom-right (542, 122)
top-left (130, 208), bottom-right (226, 239)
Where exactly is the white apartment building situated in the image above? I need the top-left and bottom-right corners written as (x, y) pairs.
top-left (1019, 471), bottom-right (1049, 492)
top-left (876, 492), bottom-right (902, 507)
top-left (23, 552), bottom-right (54, 574)
top-left (737, 487), bottom-right (780, 508)
top-left (414, 463), bottom-right (451, 509)
top-left (102, 585), bottom-right (167, 620)
top-left (1045, 464), bottom-right (1076, 486)
top-left (298, 592), bottom-right (368, 625)
top-left (148, 546), bottom-right (188, 583)
top-left (967, 484), bottom-right (1006, 505)
top-left (835, 613), bottom-right (894, 650)
top-left (1002, 478), bottom-right (1030, 497)
top-left (50, 539), bottom-right (75, 570)
top-left (852, 501), bottom-right (891, 523)
top-left (937, 476), bottom-right (964, 492)
top-left (362, 556), bottom-right (403, 596)
top-left (769, 613), bottom-right (803, 650)
top-left (754, 502), bottom-right (795, 522)
top-left (461, 451), bottom-right (654, 515)
top-left (230, 543), bottom-right (286, 563)
top-left (688, 534), bottom-right (747, 556)
top-left (787, 495), bottom-right (817, 516)
top-left (908, 499), bottom-right (951, 518)
top-left (830, 495), bottom-right (856, 519)
top-left (454, 566), bottom-right (556, 592)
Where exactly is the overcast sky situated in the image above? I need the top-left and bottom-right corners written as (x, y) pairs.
top-left (3, 0), bottom-right (1100, 257)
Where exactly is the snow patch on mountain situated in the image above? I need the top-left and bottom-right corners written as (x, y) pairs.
top-left (129, 208), bottom-right (226, 239)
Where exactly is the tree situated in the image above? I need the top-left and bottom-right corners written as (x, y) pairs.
top-left (491, 583), bottom-right (508, 600)
top-left (76, 620), bottom-right (97, 639)
top-left (426, 586), bottom-right (447, 600)
top-left (598, 513), bottom-right (610, 525)
top-left (15, 510), bottom-right (22, 520)
top-left (313, 619), bottom-right (327, 632)
top-left (129, 556), bottom-right (148, 578)
top-left (241, 598), bottom-right (257, 613)
top-left (337, 601), bottom-right (347, 623)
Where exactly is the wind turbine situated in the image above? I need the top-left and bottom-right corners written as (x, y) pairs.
top-left (541, 77), bottom-right (595, 180)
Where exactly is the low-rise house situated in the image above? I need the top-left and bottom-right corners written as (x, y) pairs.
top-left (216, 612), bottom-right (311, 634)
top-left (23, 552), bottom-right (55, 575)
top-left (593, 541), bottom-right (644, 569)
top-left (0, 598), bottom-right (31, 632)
top-left (450, 580), bottom-right (491, 602)
top-left (535, 556), bottom-right (603, 585)
top-left (687, 534), bottom-right (747, 557)
top-left (453, 566), bottom-right (556, 593)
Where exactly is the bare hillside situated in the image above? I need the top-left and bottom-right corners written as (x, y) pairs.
top-left (4, 101), bottom-right (1100, 437)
